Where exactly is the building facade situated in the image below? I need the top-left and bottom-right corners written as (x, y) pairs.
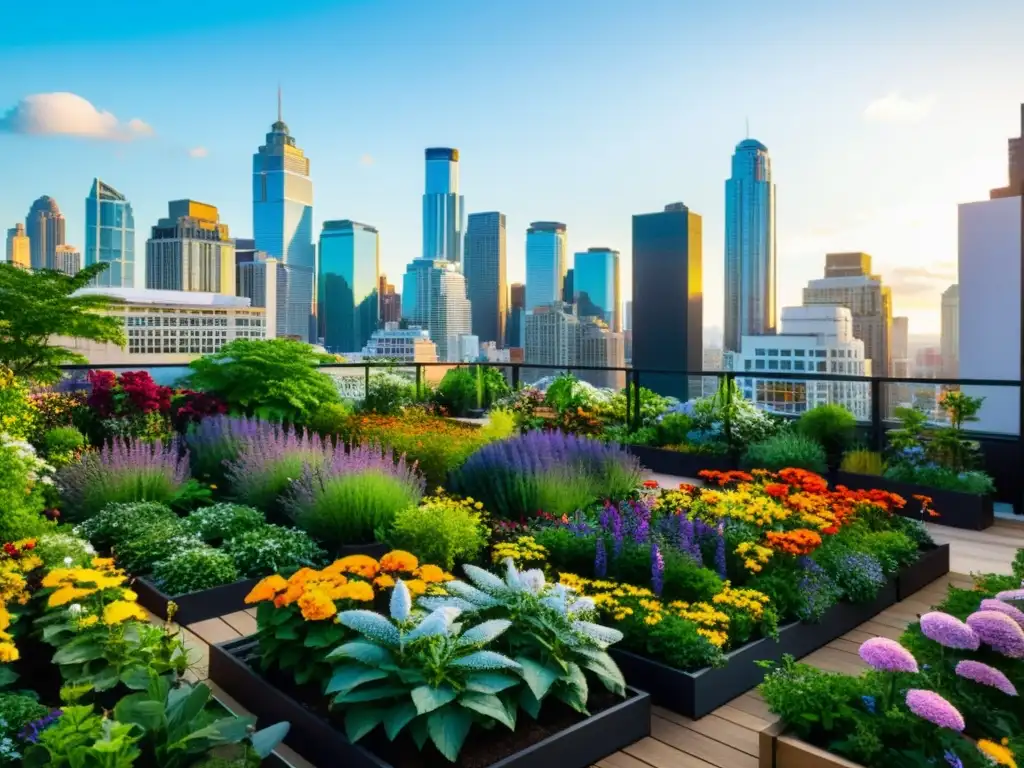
top-left (146, 200), bottom-right (235, 295)
top-left (632, 203), bottom-right (703, 400)
top-left (53, 245), bottom-right (81, 276)
top-left (361, 323), bottom-right (438, 362)
top-left (85, 180), bottom-right (135, 288)
top-left (25, 196), bottom-right (66, 271)
top-left (724, 138), bottom-right (776, 352)
top-left (562, 269), bottom-right (574, 304)
top-left (427, 261), bottom-right (472, 362)
top-left (525, 302), bottom-right (581, 370)
top-left (991, 104), bottom-right (1024, 199)
top-left (422, 148), bottom-right (464, 265)
top-left (573, 247), bottom-right (621, 332)
top-left (525, 222), bottom-right (567, 312)
top-left (379, 275), bottom-right (402, 325)
top-left (318, 220), bottom-right (380, 354)
top-left (941, 284), bottom-right (959, 378)
top-left (891, 316), bottom-right (909, 378)
top-left (5, 224), bottom-right (30, 268)
top-left (236, 255), bottom-right (296, 341)
top-left (464, 211), bottom-right (507, 345)
top-left (578, 317), bottom-right (625, 389)
top-left (506, 282), bottom-right (526, 349)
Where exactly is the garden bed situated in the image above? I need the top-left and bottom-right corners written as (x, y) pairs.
top-left (895, 543), bottom-right (950, 600)
top-left (759, 722), bottom-right (864, 768)
top-left (834, 471), bottom-right (994, 531)
top-left (626, 444), bottom-right (734, 479)
top-left (209, 636), bottom-right (652, 768)
top-left (133, 574), bottom-right (261, 625)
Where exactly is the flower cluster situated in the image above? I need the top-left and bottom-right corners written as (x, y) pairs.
top-left (491, 536), bottom-right (548, 565)
top-left (764, 529), bottom-right (822, 556)
top-left (735, 541), bottom-right (773, 573)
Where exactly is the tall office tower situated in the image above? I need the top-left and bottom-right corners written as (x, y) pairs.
top-left (506, 282), bottom-right (526, 348)
top-left (464, 211), bottom-right (507, 345)
top-left (525, 302), bottom-right (581, 371)
top-left (579, 317), bottom-right (625, 390)
top-left (422, 148), bottom-right (464, 265)
top-left (525, 222), bottom-right (567, 311)
top-left (235, 238), bottom-right (256, 265)
top-left (941, 284), bottom-right (959, 378)
top-left (318, 220), bottom-right (379, 354)
top-left (237, 254), bottom-right (282, 340)
top-left (990, 103), bottom-right (1024, 199)
top-left (252, 91), bottom-right (315, 340)
top-left (427, 261), bottom-right (471, 361)
top-left (5, 224), bottom-right (30, 268)
top-left (562, 269), bottom-right (574, 303)
top-left (802, 252), bottom-right (892, 380)
top-left (573, 247), bottom-right (621, 332)
top-left (85, 180), bottom-right (135, 287)
top-left (53, 245), bottom-right (81, 276)
top-left (146, 200), bottom-right (236, 294)
top-left (632, 203), bottom-right (703, 400)
top-left (891, 316), bottom-right (909, 378)
top-left (379, 275), bottom-right (402, 325)
top-left (25, 196), bottom-right (66, 270)
top-left (724, 138), bottom-right (776, 352)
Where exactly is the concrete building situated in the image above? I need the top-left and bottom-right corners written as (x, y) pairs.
top-left (579, 317), bottom-right (625, 389)
top-left (5, 224), bottom-right (30, 268)
top-left (464, 211), bottom-right (506, 345)
top-left (53, 245), bottom-right (81, 276)
top-left (941, 284), bottom-right (959, 378)
top-left (146, 200), bottom-right (236, 295)
top-left (379, 275), bottom-right (401, 325)
top-left (85, 180), bottom-right (135, 288)
top-left (892, 316), bottom-right (909, 378)
top-left (25, 196), bottom-right (66, 271)
top-left (447, 333), bottom-right (480, 363)
top-left (525, 302), bottom-right (581, 377)
top-left (402, 260), bottom-right (471, 362)
top-left (525, 222), bottom-right (568, 312)
top-left (361, 323), bottom-right (438, 362)
top-left (318, 220), bottom-right (379, 354)
top-left (236, 255), bottom-right (287, 340)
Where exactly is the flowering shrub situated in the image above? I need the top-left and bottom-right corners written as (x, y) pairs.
top-left (26, 390), bottom-right (85, 443)
top-left (385, 492), bottom-right (488, 570)
top-left (0, 433), bottom-right (56, 541)
top-left (223, 524), bottom-right (327, 578)
top-left (224, 426), bottom-right (331, 513)
top-left (184, 414), bottom-right (269, 486)
top-left (0, 367), bottom-right (37, 441)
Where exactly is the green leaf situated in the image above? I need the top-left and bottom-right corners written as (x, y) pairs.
top-left (52, 639), bottom-right (104, 665)
top-left (325, 666), bottom-right (389, 695)
top-left (409, 716), bottom-right (429, 750)
top-left (333, 686), bottom-right (407, 704)
top-left (114, 696), bottom-right (167, 732)
top-left (119, 667), bottom-right (152, 690)
top-left (42, 623), bottom-right (73, 642)
top-left (427, 706), bottom-right (473, 762)
top-left (383, 703), bottom-right (418, 741)
top-left (250, 722), bottom-right (290, 758)
top-left (275, 623), bottom-right (301, 640)
top-left (166, 680), bottom-right (212, 734)
top-left (464, 672), bottom-right (520, 694)
top-left (517, 656), bottom-right (558, 701)
top-left (519, 686), bottom-right (541, 719)
top-left (411, 684), bottom-right (457, 715)
top-left (577, 649), bottom-right (626, 695)
top-left (0, 666), bottom-right (18, 689)
top-left (325, 640), bottom-right (394, 666)
top-left (559, 661), bottom-right (589, 713)
top-left (89, 665), bottom-right (120, 692)
top-left (459, 692), bottom-right (515, 730)
top-left (345, 708), bottom-right (383, 743)
top-left (458, 619), bottom-right (512, 647)
top-left (303, 622), bottom-right (343, 649)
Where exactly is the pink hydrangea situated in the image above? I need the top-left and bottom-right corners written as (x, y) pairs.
top-left (919, 612), bottom-right (980, 651)
top-left (980, 599), bottom-right (1024, 630)
top-left (966, 610), bottom-right (1024, 658)
top-left (955, 660), bottom-right (1018, 696)
top-left (858, 637), bottom-right (919, 673)
top-left (905, 689), bottom-right (965, 731)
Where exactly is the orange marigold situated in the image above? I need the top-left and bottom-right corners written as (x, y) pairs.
top-left (339, 581), bottom-right (375, 602)
top-left (373, 573), bottom-right (396, 589)
top-left (764, 529), bottom-right (822, 556)
top-left (325, 555), bottom-right (379, 579)
top-left (244, 574), bottom-right (288, 604)
top-left (380, 550), bottom-right (419, 573)
top-left (414, 564), bottom-right (450, 584)
top-left (762, 483), bottom-right (790, 499)
top-left (298, 588), bottom-right (337, 621)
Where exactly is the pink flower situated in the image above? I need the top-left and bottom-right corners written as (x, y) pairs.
top-left (966, 610), bottom-right (1024, 658)
top-left (995, 588), bottom-right (1024, 604)
top-left (955, 660), bottom-right (1018, 696)
top-left (919, 612), bottom-right (980, 651)
top-left (858, 637), bottom-right (919, 673)
top-left (980, 599), bottom-right (1024, 630)
top-left (905, 690), bottom-right (965, 731)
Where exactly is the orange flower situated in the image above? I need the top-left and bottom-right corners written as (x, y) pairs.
top-left (325, 555), bottom-right (379, 579)
top-left (763, 483), bottom-right (790, 499)
top-left (373, 573), bottom-right (396, 589)
top-left (339, 581), bottom-right (375, 602)
top-left (414, 564), bottom-right (450, 584)
top-left (298, 588), bottom-right (337, 621)
top-left (764, 529), bottom-right (822, 556)
top-left (380, 550), bottom-right (419, 573)
top-left (642, 480), bottom-right (659, 489)
top-left (245, 574), bottom-right (288, 604)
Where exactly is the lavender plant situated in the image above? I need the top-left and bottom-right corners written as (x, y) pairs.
top-left (224, 427), bottom-right (331, 513)
top-left (185, 414), bottom-right (276, 486)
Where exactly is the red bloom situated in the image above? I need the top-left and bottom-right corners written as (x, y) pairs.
top-left (763, 483), bottom-right (790, 499)
top-left (642, 480), bottom-right (659, 489)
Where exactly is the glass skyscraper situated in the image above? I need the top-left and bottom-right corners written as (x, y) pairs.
top-left (252, 97), bottom-right (314, 340)
top-left (724, 138), bottom-right (776, 352)
top-left (464, 211), bottom-right (506, 345)
top-left (85, 179), bottom-right (135, 288)
top-left (524, 221), bottom-right (567, 312)
top-left (318, 220), bottom-right (380, 354)
top-left (422, 148), bottom-right (464, 265)
top-left (573, 247), bottom-right (621, 332)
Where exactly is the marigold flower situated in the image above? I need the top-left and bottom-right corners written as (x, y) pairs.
top-left (380, 551), bottom-right (419, 573)
top-left (404, 579), bottom-right (427, 596)
top-left (977, 739), bottom-right (1018, 768)
top-left (340, 581), bottom-right (375, 602)
top-left (414, 564), bottom-right (449, 584)
top-left (298, 588), bottom-right (337, 621)
top-left (91, 557), bottom-right (116, 571)
top-left (245, 574), bottom-right (288, 604)
top-left (103, 600), bottom-right (148, 625)
top-left (0, 642), bottom-right (19, 663)
top-left (326, 556), bottom-right (379, 579)
top-left (373, 573), bottom-right (395, 589)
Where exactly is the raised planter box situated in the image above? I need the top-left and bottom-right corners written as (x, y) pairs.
top-left (133, 575), bottom-right (261, 625)
top-left (627, 445), bottom-right (734, 479)
top-left (895, 543), bottom-right (950, 600)
top-left (210, 636), bottom-right (651, 768)
top-left (834, 471), bottom-right (994, 531)
top-left (759, 722), bottom-right (864, 768)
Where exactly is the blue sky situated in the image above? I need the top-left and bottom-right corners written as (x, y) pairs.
top-left (2, 0), bottom-right (1024, 336)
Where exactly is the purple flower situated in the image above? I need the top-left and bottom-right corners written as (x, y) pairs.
top-left (858, 637), bottom-right (919, 673)
top-left (904, 690), bottom-right (965, 731)
top-left (594, 537), bottom-right (608, 578)
top-left (20, 709), bottom-right (63, 743)
top-left (944, 750), bottom-right (963, 768)
top-left (651, 541), bottom-right (664, 597)
top-left (954, 660), bottom-right (1018, 696)
top-left (995, 588), bottom-right (1024, 604)
top-left (980, 598), bottom-right (1024, 630)
top-left (919, 612), bottom-right (981, 651)
top-left (796, 556), bottom-right (839, 622)
top-left (966, 610), bottom-right (1024, 658)
top-left (714, 522), bottom-right (727, 580)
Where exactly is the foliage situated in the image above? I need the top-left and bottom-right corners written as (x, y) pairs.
top-left (433, 366), bottom-right (510, 416)
top-left (306, 401), bottom-right (354, 438)
top-left (81, 370), bottom-right (174, 445)
top-left (0, 263), bottom-right (126, 383)
top-left (496, 387), bottom-right (546, 432)
top-left (73, 502), bottom-right (178, 552)
top-left (543, 373), bottom-right (594, 414)
top-left (0, 692), bottom-right (48, 762)
top-left (150, 547), bottom-right (241, 595)
top-left (813, 543), bottom-right (887, 603)
top-left (111, 518), bottom-right (203, 576)
top-left (386, 493), bottom-right (488, 570)
top-left (362, 371), bottom-right (416, 415)
top-left (223, 427), bottom-right (330, 513)
top-left (743, 432), bottom-right (828, 474)
top-left (181, 503), bottom-right (265, 544)
top-left (185, 338), bottom-right (341, 423)
top-left (0, 367), bottom-right (37, 440)
top-left (0, 433), bottom-right (55, 542)
top-left (841, 449), bottom-right (886, 475)
top-left (184, 415), bottom-right (268, 487)
top-left (27, 391), bottom-right (85, 446)
top-left (168, 389), bottom-right (229, 433)
top-left (656, 413), bottom-right (695, 447)
top-left (478, 408), bottom-right (516, 442)
top-left (797, 404), bottom-right (857, 464)
top-left (43, 427), bottom-right (86, 468)
top-left (32, 533), bottom-right (98, 569)
top-left (884, 462), bottom-right (995, 496)
top-left (596, 383), bottom-right (671, 428)
top-left (223, 524), bottom-right (327, 578)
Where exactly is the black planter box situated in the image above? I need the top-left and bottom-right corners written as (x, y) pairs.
top-left (896, 543), bottom-right (951, 600)
top-left (626, 445), bottom-right (735, 479)
top-left (133, 575), bottom-right (261, 625)
top-left (834, 471), bottom-right (994, 531)
top-left (210, 637), bottom-right (651, 768)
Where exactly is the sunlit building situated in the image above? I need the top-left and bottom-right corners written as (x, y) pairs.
top-left (318, 220), bottom-right (379, 354)
top-left (525, 222), bottom-right (567, 312)
top-left (379, 275), bottom-right (401, 325)
top-left (464, 211), bottom-right (507, 345)
top-left (85, 179), bottom-right (135, 288)
top-left (573, 247), bottom-right (621, 332)
top-left (146, 200), bottom-right (236, 295)
top-left (25, 196), bottom-right (66, 271)
top-left (422, 148), bottom-right (464, 265)
top-left (5, 224), bottom-right (30, 269)
top-left (53, 245), bottom-right (81, 276)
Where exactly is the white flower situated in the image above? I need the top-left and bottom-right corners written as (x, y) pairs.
top-left (518, 569), bottom-right (545, 594)
top-left (64, 556), bottom-right (73, 566)
top-left (68, 604), bottom-right (83, 615)
top-left (568, 597), bottom-right (595, 615)
top-left (40, 476), bottom-right (54, 486)
top-left (85, 543), bottom-right (96, 554)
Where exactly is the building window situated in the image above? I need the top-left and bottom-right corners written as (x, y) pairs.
top-left (781, 360), bottom-right (792, 370)
top-left (817, 361), bottom-right (826, 372)
top-left (744, 360), bottom-right (752, 371)
top-left (768, 360), bottom-right (778, 370)
top-left (755, 348), bottom-right (765, 356)
top-left (755, 359), bottom-right (765, 370)
top-left (794, 349), bottom-right (805, 356)
top-left (815, 350), bottom-right (827, 358)
top-left (780, 349), bottom-right (791, 356)
top-left (795, 360), bottom-right (805, 371)
top-left (767, 349), bottom-right (778, 356)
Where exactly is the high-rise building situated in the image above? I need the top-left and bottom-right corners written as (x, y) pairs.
top-left (941, 284), bottom-right (959, 378)
top-left (25, 196), bottom-right (66, 271)
top-left (318, 220), bottom-right (379, 354)
top-left (5, 224), bottom-right (30, 269)
top-left (724, 138), bottom-right (776, 352)
top-left (237, 254), bottom-right (282, 340)
top-left (146, 200), bottom-right (235, 295)
top-left (252, 91), bottom-right (314, 340)
top-left (464, 211), bottom-right (507, 345)
top-left (990, 103), bottom-right (1024, 199)
top-left (85, 180), bottom-right (135, 288)
top-left (624, 300), bottom-right (632, 332)
top-left (632, 203), bottom-right (703, 400)
top-left (379, 275), bottom-right (402, 325)
top-left (525, 221), bottom-right (567, 312)
top-left (422, 148), bottom-right (464, 265)
top-left (506, 282), bottom-right (526, 348)
top-left (891, 316), bottom-right (909, 378)
top-left (235, 238), bottom-right (256, 265)
top-left (579, 317), bottom-right (625, 389)
top-left (53, 245), bottom-right (81, 276)
top-left (428, 261), bottom-right (471, 362)
top-left (562, 269), bottom-right (574, 303)
top-left (802, 253), bottom-right (892, 379)
top-left (525, 302), bottom-right (581, 371)
top-left (573, 247), bottom-right (621, 332)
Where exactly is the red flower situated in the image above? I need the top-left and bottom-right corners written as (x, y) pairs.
top-left (642, 480), bottom-right (659, 489)
top-left (763, 483), bottom-right (790, 499)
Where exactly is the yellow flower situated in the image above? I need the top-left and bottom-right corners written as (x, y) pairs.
top-left (403, 579), bottom-right (427, 596)
top-left (245, 574), bottom-right (289, 604)
top-left (380, 551), bottom-right (419, 573)
top-left (373, 573), bottom-right (395, 589)
top-left (414, 565), bottom-right (449, 584)
top-left (0, 604), bottom-right (10, 633)
top-left (48, 586), bottom-right (96, 608)
top-left (978, 740), bottom-right (1017, 768)
top-left (78, 615), bottom-right (99, 629)
top-left (298, 588), bottom-right (337, 621)
top-left (41, 569), bottom-right (74, 588)
top-left (0, 642), bottom-right (19, 663)
top-left (103, 600), bottom-right (148, 625)
top-left (326, 556), bottom-right (379, 579)
top-left (91, 557), bottom-right (116, 571)
top-left (18, 555), bottom-right (43, 573)
top-left (474, 502), bottom-right (483, 510)
top-left (340, 581), bottom-right (375, 602)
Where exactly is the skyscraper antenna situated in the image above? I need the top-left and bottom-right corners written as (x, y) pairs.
top-left (277, 84), bottom-right (282, 123)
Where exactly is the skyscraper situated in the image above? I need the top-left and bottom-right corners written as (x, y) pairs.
top-left (5, 224), bottom-right (30, 269)
top-left (632, 203), bottom-right (703, 400)
top-left (428, 261), bottom-right (472, 361)
top-left (573, 247), bottom-right (621, 332)
top-left (235, 238), bottom-right (256, 265)
top-left (941, 284), bottom-right (959, 378)
top-left (53, 245), bottom-right (81, 276)
top-left (724, 138), bottom-right (776, 352)
top-left (85, 180), bottom-right (135, 288)
top-left (464, 211), bottom-right (507, 345)
top-left (422, 148), bottom-right (464, 265)
top-left (146, 200), bottom-right (235, 295)
top-left (891, 316), bottom-right (909, 378)
top-left (562, 269), bottom-right (574, 303)
top-left (379, 275), bottom-right (402, 325)
top-left (990, 103), bottom-right (1024, 199)
top-left (252, 90), bottom-right (314, 340)
top-left (237, 255), bottom-right (282, 340)
top-left (506, 282), bottom-right (526, 348)
top-left (25, 196), bottom-right (66, 271)
top-left (318, 220), bottom-right (380, 354)
top-left (525, 222), bottom-right (567, 312)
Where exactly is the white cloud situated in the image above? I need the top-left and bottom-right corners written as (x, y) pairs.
top-left (0, 92), bottom-right (154, 141)
top-left (863, 92), bottom-right (935, 123)
top-left (359, 153), bottom-right (375, 166)
top-left (188, 146), bottom-right (208, 158)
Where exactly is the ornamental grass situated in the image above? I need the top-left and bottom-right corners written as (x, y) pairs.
top-left (224, 425), bottom-right (331, 513)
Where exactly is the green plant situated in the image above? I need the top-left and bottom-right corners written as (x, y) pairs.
top-left (596, 384), bottom-right (670, 428)
top-left (656, 412), bottom-right (695, 446)
top-left (150, 547), bottom-right (241, 595)
top-left (43, 426), bottom-right (85, 467)
top-left (0, 367), bottom-right (37, 440)
top-left (181, 503), bottom-right (265, 543)
top-left (742, 432), bottom-right (828, 473)
top-left (224, 524), bottom-right (327, 577)
top-left (883, 463), bottom-right (995, 495)
top-left (185, 338), bottom-right (341, 423)
top-left (33, 533), bottom-right (99, 568)
top-left (797, 404), bottom-right (857, 466)
top-left (759, 655), bottom-right (865, 740)
top-left (478, 408), bottom-right (515, 442)
top-left (930, 391), bottom-right (984, 472)
top-left (112, 518), bottom-right (203, 576)
top-left (0, 433), bottom-right (54, 542)
top-left (387, 495), bottom-right (488, 570)
top-left (841, 449), bottom-right (885, 475)
top-left (22, 703), bottom-right (141, 767)
top-left (362, 371), bottom-right (416, 415)
top-left (307, 401), bottom-right (353, 437)
top-left (0, 692), bottom-right (49, 751)
top-left (73, 502), bottom-right (179, 551)
top-left (886, 406), bottom-right (929, 454)
top-left (543, 372), bottom-right (593, 414)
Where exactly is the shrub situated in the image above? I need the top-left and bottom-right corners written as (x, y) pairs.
top-left (813, 545), bottom-right (886, 603)
top-left (43, 425), bottom-right (85, 466)
top-left (181, 503), bottom-right (265, 543)
top-left (432, 366), bottom-right (509, 415)
top-left (74, 501), bottom-right (179, 551)
top-left (185, 414), bottom-right (270, 486)
top-left (840, 449), bottom-right (885, 475)
top-left (150, 546), bottom-right (240, 595)
top-left (0, 692), bottom-right (49, 747)
top-left (224, 428), bottom-right (330, 513)
top-left (0, 366), bottom-right (37, 439)
top-left (306, 401), bottom-right (353, 438)
top-left (362, 371), bottom-right (415, 415)
top-left (32, 532), bottom-right (97, 568)
top-left (56, 438), bottom-right (193, 522)
top-left (657, 412), bottom-right (695, 446)
top-left (224, 523), bottom-right (327, 577)
top-left (0, 433), bottom-right (54, 541)
top-left (883, 463), bottom-right (995, 495)
top-left (797, 404), bottom-right (857, 464)
top-left (386, 494), bottom-right (487, 570)
top-left (113, 518), bottom-right (204, 575)
top-left (478, 408), bottom-right (515, 441)
top-left (742, 432), bottom-right (828, 474)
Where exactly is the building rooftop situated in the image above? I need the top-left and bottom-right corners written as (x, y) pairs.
top-left (736, 138), bottom-right (768, 152)
top-left (73, 287), bottom-right (253, 308)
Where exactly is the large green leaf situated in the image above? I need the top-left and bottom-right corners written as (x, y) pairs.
top-left (52, 639), bottom-right (104, 665)
top-left (0, 666), bottom-right (18, 689)
top-left (333, 685), bottom-right (407, 704)
top-left (558, 662), bottom-right (589, 713)
top-left (166, 682), bottom-right (212, 735)
top-left (427, 706), bottom-right (473, 762)
top-left (119, 667), bottom-right (152, 690)
top-left (577, 650), bottom-right (625, 695)
top-left (113, 696), bottom-right (167, 732)
top-left (344, 708), bottom-right (383, 743)
top-left (325, 640), bottom-right (394, 666)
top-left (411, 684), bottom-right (457, 715)
top-left (325, 666), bottom-right (389, 695)
top-left (516, 657), bottom-right (558, 701)
top-left (303, 622), bottom-right (343, 649)
top-left (458, 692), bottom-right (515, 730)
top-left (409, 716), bottom-right (429, 750)
top-left (519, 686), bottom-right (541, 719)
top-left (176, 715), bottom-right (253, 749)
top-left (250, 722), bottom-right (290, 758)
top-left (464, 672), bottom-right (520, 694)
top-left (89, 665), bottom-right (120, 692)
top-left (383, 703), bottom-right (418, 741)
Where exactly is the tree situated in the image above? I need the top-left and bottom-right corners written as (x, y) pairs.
top-left (0, 263), bottom-right (126, 383)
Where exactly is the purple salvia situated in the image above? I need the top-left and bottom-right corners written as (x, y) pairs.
top-left (651, 541), bottom-right (664, 597)
top-left (594, 537), bottom-right (608, 578)
top-left (612, 506), bottom-right (624, 558)
top-left (714, 521), bottom-right (727, 580)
